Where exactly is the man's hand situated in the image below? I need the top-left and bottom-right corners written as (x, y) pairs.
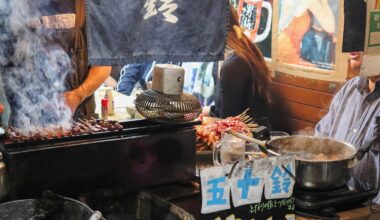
top-left (63, 66), bottom-right (111, 114)
top-left (64, 89), bottom-right (82, 113)
top-left (0, 103), bottom-right (3, 113)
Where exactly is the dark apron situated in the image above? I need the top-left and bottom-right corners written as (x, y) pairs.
top-left (70, 0), bottom-right (96, 119)
top-left (62, 25), bottom-right (96, 119)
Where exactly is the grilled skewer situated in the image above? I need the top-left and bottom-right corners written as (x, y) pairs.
top-left (6, 119), bottom-right (124, 143)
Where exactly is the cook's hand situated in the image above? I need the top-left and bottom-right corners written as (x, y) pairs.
top-left (64, 90), bottom-right (82, 113)
top-left (0, 103), bottom-right (4, 113)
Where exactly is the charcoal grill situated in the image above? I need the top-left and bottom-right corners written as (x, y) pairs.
top-left (0, 119), bottom-right (200, 199)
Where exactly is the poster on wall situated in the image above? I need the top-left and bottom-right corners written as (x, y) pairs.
top-left (255, 0), bottom-right (273, 58)
top-left (360, 0), bottom-right (380, 77)
top-left (364, 0), bottom-right (380, 54)
top-left (233, 0), bottom-right (273, 58)
top-left (277, 0), bottom-right (339, 70)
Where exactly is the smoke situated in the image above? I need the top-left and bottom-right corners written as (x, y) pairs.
top-left (293, 128), bottom-right (315, 136)
top-left (0, 0), bottom-right (73, 133)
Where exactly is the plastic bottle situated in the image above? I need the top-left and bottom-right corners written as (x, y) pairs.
top-left (101, 98), bottom-right (109, 120)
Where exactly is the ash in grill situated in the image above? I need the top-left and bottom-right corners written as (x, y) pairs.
top-left (6, 119), bottom-right (123, 143)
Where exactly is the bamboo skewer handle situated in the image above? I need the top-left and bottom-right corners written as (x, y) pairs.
top-left (225, 129), bottom-right (281, 156)
top-left (226, 129), bottom-right (266, 146)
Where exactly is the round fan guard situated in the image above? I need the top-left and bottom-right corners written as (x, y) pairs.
top-left (134, 90), bottom-right (202, 123)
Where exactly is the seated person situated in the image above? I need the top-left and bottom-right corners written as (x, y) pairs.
top-left (315, 52), bottom-right (375, 150)
top-left (204, 5), bottom-right (272, 128)
top-left (315, 52), bottom-right (380, 204)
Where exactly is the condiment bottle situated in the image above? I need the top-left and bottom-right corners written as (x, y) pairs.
top-left (101, 98), bottom-right (109, 120)
top-left (0, 152), bottom-right (9, 202)
top-left (104, 89), bottom-right (114, 115)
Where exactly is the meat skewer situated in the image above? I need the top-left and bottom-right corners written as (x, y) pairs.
top-left (5, 119), bottom-right (124, 143)
top-left (195, 108), bottom-right (259, 151)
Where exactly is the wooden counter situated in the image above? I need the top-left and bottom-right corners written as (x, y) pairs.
top-left (338, 206), bottom-right (371, 219)
top-left (297, 205), bottom-right (372, 220)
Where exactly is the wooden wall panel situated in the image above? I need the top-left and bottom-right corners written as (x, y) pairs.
top-left (272, 72), bottom-right (343, 94)
top-left (270, 114), bottom-right (316, 134)
top-left (268, 72), bottom-right (344, 134)
top-left (271, 98), bottom-right (328, 124)
top-left (270, 82), bottom-right (334, 109)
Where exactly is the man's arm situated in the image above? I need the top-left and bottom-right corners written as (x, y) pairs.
top-left (315, 81), bottom-right (348, 136)
top-left (65, 66), bottom-right (111, 113)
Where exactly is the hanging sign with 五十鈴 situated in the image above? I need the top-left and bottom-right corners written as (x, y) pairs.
top-left (85, 0), bottom-right (229, 65)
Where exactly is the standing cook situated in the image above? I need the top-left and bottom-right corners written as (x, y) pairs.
top-left (1, 0), bottom-right (111, 126)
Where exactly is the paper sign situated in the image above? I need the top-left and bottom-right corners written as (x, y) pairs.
top-left (264, 155), bottom-right (296, 200)
top-left (201, 156), bottom-right (296, 214)
top-left (230, 159), bottom-right (273, 207)
top-left (201, 165), bottom-right (232, 214)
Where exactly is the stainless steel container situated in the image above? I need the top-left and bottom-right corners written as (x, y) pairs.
top-left (0, 193), bottom-right (104, 220)
top-left (268, 136), bottom-right (357, 190)
top-left (0, 152), bottom-right (8, 201)
top-left (151, 64), bottom-right (185, 95)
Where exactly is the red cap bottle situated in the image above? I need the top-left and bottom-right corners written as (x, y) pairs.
top-left (101, 98), bottom-right (109, 119)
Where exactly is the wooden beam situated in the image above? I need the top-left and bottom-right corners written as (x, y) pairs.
top-left (270, 98), bottom-right (328, 124)
top-left (273, 71), bottom-right (344, 94)
top-left (270, 82), bottom-right (334, 109)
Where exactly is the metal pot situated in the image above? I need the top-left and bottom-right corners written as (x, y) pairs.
top-left (0, 152), bottom-right (8, 202)
top-left (0, 192), bottom-right (104, 220)
top-left (267, 135), bottom-right (357, 190)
